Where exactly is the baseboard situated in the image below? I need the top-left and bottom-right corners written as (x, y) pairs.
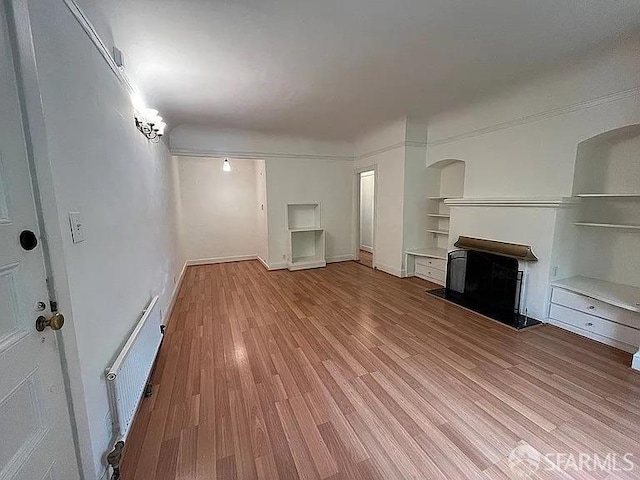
top-left (327, 254), bottom-right (355, 263)
top-left (359, 246), bottom-right (373, 253)
top-left (374, 262), bottom-right (403, 278)
top-left (632, 350), bottom-right (640, 372)
top-left (186, 254), bottom-right (258, 266)
top-left (257, 256), bottom-right (288, 271)
top-left (163, 262), bottom-right (187, 327)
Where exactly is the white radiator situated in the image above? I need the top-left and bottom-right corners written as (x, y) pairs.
top-left (106, 295), bottom-right (163, 441)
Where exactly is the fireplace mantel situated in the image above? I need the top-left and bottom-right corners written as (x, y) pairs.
top-left (454, 236), bottom-right (538, 262)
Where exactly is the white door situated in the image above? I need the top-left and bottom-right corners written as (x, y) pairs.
top-left (359, 171), bottom-right (375, 252)
top-left (0, 4), bottom-right (80, 480)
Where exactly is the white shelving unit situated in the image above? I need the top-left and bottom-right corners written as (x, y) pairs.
top-left (551, 125), bottom-right (640, 368)
top-left (405, 160), bottom-right (465, 285)
top-left (286, 202), bottom-right (326, 271)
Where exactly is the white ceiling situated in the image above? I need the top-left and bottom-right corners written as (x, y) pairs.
top-left (101, 0), bottom-right (640, 140)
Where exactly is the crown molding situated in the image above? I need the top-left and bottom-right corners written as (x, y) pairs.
top-left (170, 146), bottom-right (354, 161)
top-left (62, 0), bottom-right (134, 94)
top-left (428, 87), bottom-right (640, 147)
top-left (355, 140), bottom-right (427, 160)
top-left (445, 197), bottom-right (577, 208)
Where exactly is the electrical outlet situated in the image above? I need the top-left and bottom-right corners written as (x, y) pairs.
top-left (69, 212), bottom-right (84, 243)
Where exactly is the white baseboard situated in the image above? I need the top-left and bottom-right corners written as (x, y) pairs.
top-left (632, 350), bottom-right (640, 372)
top-left (359, 246), bottom-right (373, 253)
top-left (186, 254), bottom-right (257, 266)
top-left (374, 262), bottom-right (403, 278)
top-left (163, 262), bottom-right (187, 327)
top-left (257, 256), bottom-right (288, 271)
top-left (327, 254), bottom-right (355, 263)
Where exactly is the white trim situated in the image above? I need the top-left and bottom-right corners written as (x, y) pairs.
top-left (355, 141), bottom-right (427, 161)
top-left (162, 262), bottom-right (187, 327)
top-left (374, 262), bottom-right (403, 278)
top-left (327, 254), bottom-right (355, 263)
top-left (428, 87), bottom-right (640, 147)
top-left (256, 257), bottom-right (287, 271)
top-left (359, 246), bottom-right (373, 253)
top-left (632, 350), bottom-right (640, 372)
top-left (170, 147), bottom-right (354, 162)
top-left (444, 197), bottom-right (576, 208)
top-left (185, 254), bottom-right (257, 266)
top-left (61, 0), bottom-right (134, 94)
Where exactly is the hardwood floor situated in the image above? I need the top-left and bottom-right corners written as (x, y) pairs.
top-left (357, 250), bottom-right (373, 269)
top-left (121, 260), bottom-right (640, 480)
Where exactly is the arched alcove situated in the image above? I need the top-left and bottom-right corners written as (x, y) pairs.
top-left (573, 124), bottom-right (640, 196)
top-left (558, 124), bottom-right (640, 292)
top-left (405, 159), bottom-right (466, 284)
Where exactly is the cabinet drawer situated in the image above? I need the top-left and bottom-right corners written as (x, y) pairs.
top-left (415, 264), bottom-right (445, 284)
top-left (551, 288), bottom-right (640, 329)
top-left (549, 304), bottom-right (640, 347)
top-left (415, 256), bottom-right (446, 271)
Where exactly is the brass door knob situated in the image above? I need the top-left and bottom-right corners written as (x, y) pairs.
top-left (36, 312), bottom-right (65, 332)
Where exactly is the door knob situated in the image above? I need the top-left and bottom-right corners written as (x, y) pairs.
top-left (36, 312), bottom-right (65, 332)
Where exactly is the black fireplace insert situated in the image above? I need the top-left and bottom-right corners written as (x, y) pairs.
top-left (427, 249), bottom-right (541, 329)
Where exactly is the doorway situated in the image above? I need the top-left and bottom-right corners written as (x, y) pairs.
top-left (358, 170), bottom-right (375, 268)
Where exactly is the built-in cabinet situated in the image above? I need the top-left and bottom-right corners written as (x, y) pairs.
top-left (286, 202), bottom-right (326, 270)
top-left (550, 125), bottom-right (640, 364)
top-left (406, 160), bottom-right (465, 285)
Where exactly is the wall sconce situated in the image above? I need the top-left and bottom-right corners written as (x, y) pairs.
top-left (134, 108), bottom-right (166, 143)
top-left (223, 158), bottom-right (231, 172)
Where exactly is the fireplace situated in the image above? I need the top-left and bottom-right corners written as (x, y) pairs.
top-left (427, 236), bottom-right (541, 329)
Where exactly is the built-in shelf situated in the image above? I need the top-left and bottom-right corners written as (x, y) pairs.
top-left (552, 276), bottom-right (640, 313)
top-left (426, 213), bottom-right (450, 218)
top-left (426, 229), bottom-right (449, 235)
top-left (405, 247), bottom-right (448, 260)
top-left (287, 203), bottom-right (325, 271)
top-left (575, 193), bottom-right (640, 198)
top-left (574, 222), bottom-right (640, 230)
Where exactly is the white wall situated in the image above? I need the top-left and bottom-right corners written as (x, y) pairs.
top-left (426, 37), bottom-right (640, 320)
top-left (355, 119), bottom-right (408, 276)
top-left (265, 158), bottom-right (354, 268)
top-left (169, 125), bottom-right (356, 269)
top-left (172, 156), bottom-right (259, 264)
top-left (170, 124), bottom-right (353, 159)
top-left (25, 1), bottom-right (178, 478)
top-left (359, 171), bottom-right (374, 251)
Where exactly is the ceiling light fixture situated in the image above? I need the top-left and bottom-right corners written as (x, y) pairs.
top-left (134, 107), bottom-right (166, 143)
top-left (223, 158), bottom-right (231, 172)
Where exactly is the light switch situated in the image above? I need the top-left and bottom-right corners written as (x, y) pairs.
top-left (69, 212), bottom-right (84, 243)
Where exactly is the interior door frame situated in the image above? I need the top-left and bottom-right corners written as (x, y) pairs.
top-left (5, 0), bottom-right (92, 477)
top-left (354, 165), bottom-right (377, 268)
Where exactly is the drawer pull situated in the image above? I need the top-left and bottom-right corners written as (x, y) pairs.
top-left (586, 322), bottom-right (593, 327)
top-left (587, 306), bottom-right (595, 310)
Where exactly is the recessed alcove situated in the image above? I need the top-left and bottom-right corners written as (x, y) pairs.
top-left (549, 124), bottom-right (640, 356)
top-left (569, 125), bottom-right (640, 289)
top-left (405, 159), bottom-right (465, 285)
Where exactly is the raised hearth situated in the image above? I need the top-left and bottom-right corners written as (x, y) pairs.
top-left (427, 237), bottom-right (542, 330)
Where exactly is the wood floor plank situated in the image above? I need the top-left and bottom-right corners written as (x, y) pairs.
top-left (121, 261), bottom-right (640, 480)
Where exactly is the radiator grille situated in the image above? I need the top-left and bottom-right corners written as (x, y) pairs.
top-left (106, 296), bottom-right (162, 440)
